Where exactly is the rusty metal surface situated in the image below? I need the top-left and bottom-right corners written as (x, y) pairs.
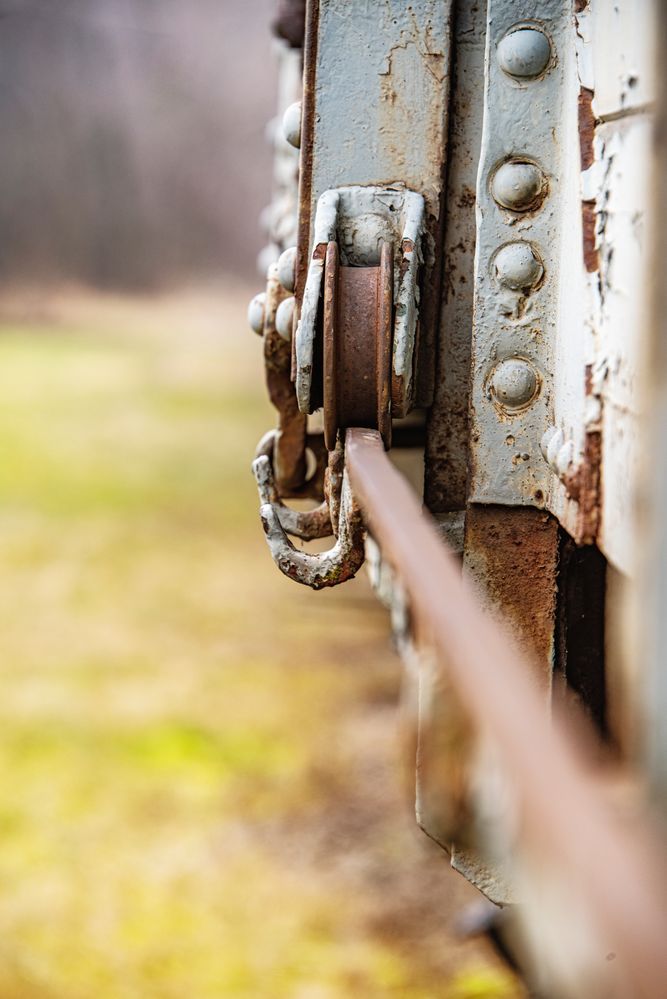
top-left (322, 240), bottom-right (338, 450)
top-left (323, 240), bottom-right (392, 450)
top-left (464, 504), bottom-right (559, 692)
top-left (252, 438), bottom-right (331, 541)
top-left (425, 0), bottom-right (487, 514)
top-left (263, 264), bottom-right (307, 494)
top-left (345, 426), bottom-right (667, 997)
top-left (293, 0), bottom-right (318, 320)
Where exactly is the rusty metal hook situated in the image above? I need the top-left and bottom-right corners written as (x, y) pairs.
top-left (252, 451), bottom-right (366, 589)
top-left (253, 431), bottom-right (332, 540)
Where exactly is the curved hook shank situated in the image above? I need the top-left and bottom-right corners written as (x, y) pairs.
top-left (253, 453), bottom-right (332, 541)
top-left (256, 464), bottom-right (366, 589)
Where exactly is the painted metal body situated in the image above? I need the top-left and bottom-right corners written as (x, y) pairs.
top-left (247, 1), bottom-right (667, 992)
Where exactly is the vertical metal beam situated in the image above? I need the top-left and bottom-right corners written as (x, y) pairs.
top-left (294, 0), bottom-right (455, 412)
top-left (425, 0), bottom-right (487, 514)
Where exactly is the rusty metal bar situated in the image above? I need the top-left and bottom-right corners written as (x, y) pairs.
top-left (345, 426), bottom-right (667, 997)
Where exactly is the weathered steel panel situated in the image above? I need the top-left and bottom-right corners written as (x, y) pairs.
top-left (468, 0), bottom-right (570, 510)
top-left (464, 505), bottom-right (559, 691)
top-left (295, 0), bottom-right (455, 410)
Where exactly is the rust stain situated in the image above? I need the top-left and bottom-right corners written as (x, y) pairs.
top-left (564, 365), bottom-right (602, 543)
top-left (578, 88), bottom-right (595, 171)
top-left (464, 505), bottom-right (560, 690)
top-left (581, 200), bottom-right (598, 273)
top-left (292, 0), bottom-right (319, 380)
top-left (565, 430), bottom-right (602, 544)
top-left (579, 87), bottom-right (599, 274)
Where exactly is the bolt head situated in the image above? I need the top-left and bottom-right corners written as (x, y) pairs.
top-left (493, 242), bottom-right (543, 291)
top-left (282, 101), bottom-right (302, 149)
top-left (275, 296), bottom-right (295, 342)
top-left (492, 161), bottom-right (545, 212)
top-left (277, 246), bottom-right (297, 292)
top-left (498, 27), bottom-right (551, 79)
top-left (490, 358), bottom-right (539, 409)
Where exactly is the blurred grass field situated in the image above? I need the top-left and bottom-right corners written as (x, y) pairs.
top-left (0, 286), bottom-right (519, 999)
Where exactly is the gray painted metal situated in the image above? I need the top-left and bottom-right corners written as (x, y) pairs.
top-left (298, 0), bottom-right (454, 412)
top-left (469, 0), bottom-right (568, 509)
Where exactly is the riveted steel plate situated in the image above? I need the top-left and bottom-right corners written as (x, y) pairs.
top-left (469, 0), bottom-right (569, 509)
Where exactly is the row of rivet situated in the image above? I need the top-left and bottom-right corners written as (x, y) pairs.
top-left (488, 23), bottom-right (551, 413)
top-left (248, 244), bottom-right (297, 341)
top-left (248, 92), bottom-right (302, 338)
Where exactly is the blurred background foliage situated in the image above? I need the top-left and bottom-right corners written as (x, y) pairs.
top-left (0, 0), bottom-right (273, 287)
top-left (0, 2), bottom-right (522, 996)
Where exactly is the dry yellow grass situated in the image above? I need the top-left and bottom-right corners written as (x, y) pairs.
top-left (0, 285), bottom-right (520, 998)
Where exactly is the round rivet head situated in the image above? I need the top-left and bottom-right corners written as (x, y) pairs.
top-left (493, 242), bottom-right (544, 291)
top-left (492, 161), bottom-right (545, 212)
top-left (248, 292), bottom-right (266, 335)
top-left (277, 246), bottom-right (297, 292)
top-left (275, 296), bottom-right (295, 342)
top-left (490, 358), bottom-right (539, 409)
top-left (282, 101), bottom-right (302, 149)
top-left (498, 27), bottom-right (551, 79)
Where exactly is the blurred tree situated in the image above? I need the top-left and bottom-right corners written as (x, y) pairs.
top-left (0, 0), bottom-right (275, 287)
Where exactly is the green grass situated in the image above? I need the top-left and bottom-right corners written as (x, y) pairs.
top-left (0, 288), bottom-right (519, 999)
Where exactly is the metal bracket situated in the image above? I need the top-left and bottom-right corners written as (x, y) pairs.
top-left (295, 184), bottom-right (425, 420)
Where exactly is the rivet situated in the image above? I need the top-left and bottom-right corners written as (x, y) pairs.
top-left (248, 292), bottom-right (266, 336)
top-left (282, 101), bottom-right (302, 149)
top-left (490, 358), bottom-right (539, 409)
top-left (493, 242), bottom-right (544, 291)
top-left (275, 296), bottom-right (295, 342)
top-left (277, 246), bottom-right (297, 292)
top-left (498, 27), bottom-right (551, 79)
top-left (493, 240), bottom-right (544, 292)
top-left (492, 161), bottom-right (545, 212)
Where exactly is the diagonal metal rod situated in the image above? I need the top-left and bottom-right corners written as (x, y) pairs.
top-left (345, 426), bottom-right (667, 997)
